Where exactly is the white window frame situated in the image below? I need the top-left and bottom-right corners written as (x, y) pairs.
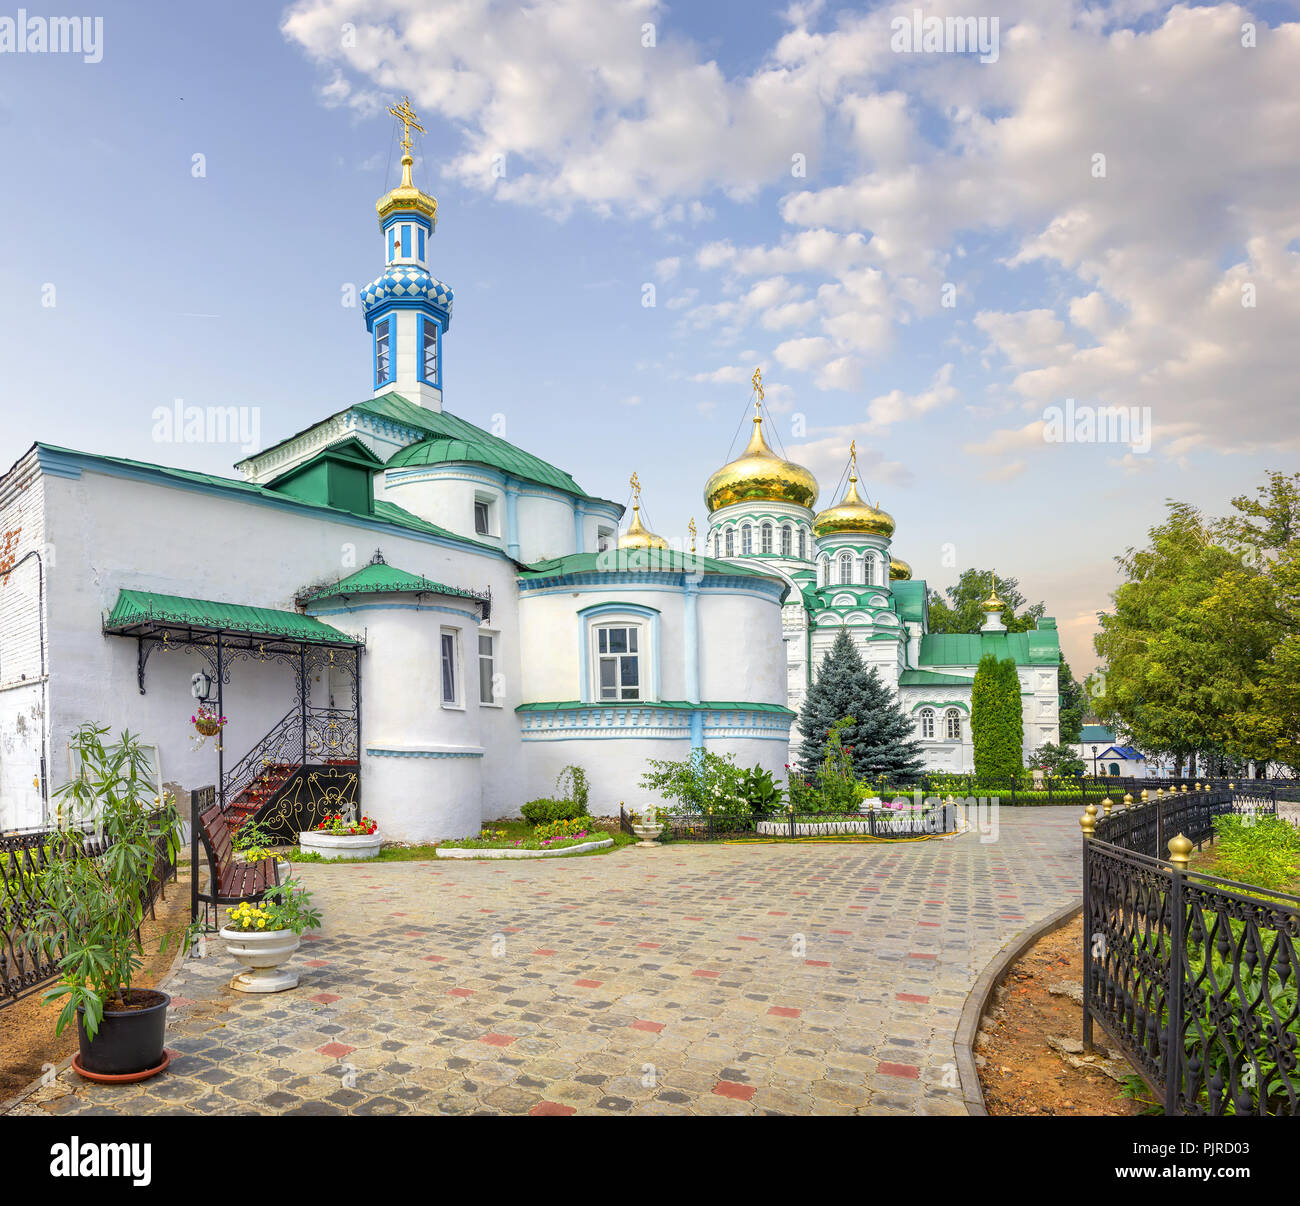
top-left (473, 496), bottom-right (494, 536)
top-left (945, 708), bottom-right (961, 740)
top-left (839, 552), bottom-right (853, 586)
top-left (781, 524), bottom-right (792, 557)
top-left (592, 622), bottom-right (644, 702)
top-left (477, 630), bottom-right (501, 706)
top-left (798, 529), bottom-right (807, 560)
top-left (440, 627), bottom-right (463, 709)
top-left (919, 708), bottom-right (935, 739)
top-left (741, 523), bottom-right (753, 555)
top-left (760, 522), bottom-right (773, 554)
top-left (597, 526), bottom-right (615, 553)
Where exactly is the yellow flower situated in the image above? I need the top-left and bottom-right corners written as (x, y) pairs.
top-left (257, 919), bottom-right (266, 928)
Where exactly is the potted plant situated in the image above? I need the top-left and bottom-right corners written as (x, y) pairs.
top-left (299, 802), bottom-right (381, 860)
top-left (30, 724), bottom-right (183, 1081)
top-left (190, 705), bottom-right (227, 750)
top-left (628, 804), bottom-right (664, 847)
top-left (219, 880), bottom-right (322, 993)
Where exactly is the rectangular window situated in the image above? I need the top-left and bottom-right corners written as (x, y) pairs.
top-left (474, 499), bottom-right (491, 535)
top-left (418, 227), bottom-right (426, 260)
top-left (401, 225), bottom-right (410, 256)
top-left (478, 633), bottom-right (497, 704)
top-left (596, 625), bottom-right (640, 701)
top-left (375, 318), bottom-right (392, 386)
top-left (422, 319), bottom-right (438, 384)
top-left (440, 631), bottom-right (457, 705)
top-left (387, 228), bottom-right (395, 261)
top-left (597, 527), bottom-right (613, 553)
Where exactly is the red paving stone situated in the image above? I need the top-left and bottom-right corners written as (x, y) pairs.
top-left (879, 1062), bottom-right (920, 1079)
top-left (631, 1020), bottom-right (665, 1033)
top-left (449, 988), bottom-right (475, 997)
top-left (317, 1042), bottom-right (355, 1058)
top-left (768, 1006), bottom-right (801, 1018)
top-left (531, 1101), bottom-right (577, 1116)
top-left (574, 979), bottom-right (603, 988)
top-left (480, 1033), bottom-right (516, 1047)
top-left (309, 993), bottom-right (341, 1004)
top-left (896, 992), bottom-right (930, 1004)
top-left (713, 1081), bottom-right (756, 1101)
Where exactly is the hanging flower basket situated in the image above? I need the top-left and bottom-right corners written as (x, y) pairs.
top-left (192, 707), bottom-right (226, 737)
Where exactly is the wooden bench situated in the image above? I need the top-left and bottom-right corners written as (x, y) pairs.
top-left (190, 786), bottom-right (280, 927)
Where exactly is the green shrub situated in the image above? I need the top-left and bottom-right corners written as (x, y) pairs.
top-left (639, 750), bottom-right (749, 818)
top-left (520, 797), bottom-right (587, 824)
top-left (534, 817), bottom-right (591, 841)
top-left (555, 765), bottom-right (590, 813)
top-left (737, 764), bottom-right (784, 814)
top-left (1210, 814), bottom-right (1300, 891)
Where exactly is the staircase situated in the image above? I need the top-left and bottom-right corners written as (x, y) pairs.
top-left (221, 708), bottom-right (359, 835)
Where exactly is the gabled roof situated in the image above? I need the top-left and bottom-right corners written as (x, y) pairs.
top-left (240, 392), bottom-right (620, 508)
top-left (105, 589), bottom-right (359, 646)
top-left (890, 579), bottom-right (928, 625)
top-left (1098, 745), bottom-right (1144, 760)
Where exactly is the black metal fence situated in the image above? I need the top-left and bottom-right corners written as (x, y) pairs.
top-left (909, 773), bottom-right (1285, 806)
top-left (0, 823), bottom-right (175, 1008)
top-left (1082, 787), bottom-right (1300, 1115)
top-left (623, 800), bottom-right (956, 841)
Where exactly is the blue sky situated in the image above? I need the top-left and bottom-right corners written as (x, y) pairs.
top-left (2, 0), bottom-right (1297, 673)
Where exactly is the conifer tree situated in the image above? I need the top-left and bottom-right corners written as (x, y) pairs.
top-left (971, 653), bottom-right (1024, 778)
top-left (796, 631), bottom-right (924, 780)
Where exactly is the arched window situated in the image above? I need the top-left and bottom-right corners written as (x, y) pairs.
top-left (741, 524), bottom-right (753, 555)
top-left (864, 553), bottom-right (876, 586)
top-left (839, 552), bottom-right (853, 585)
top-left (919, 708), bottom-right (935, 739)
top-left (760, 522), bottom-right (773, 554)
top-left (945, 709), bottom-right (961, 740)
top-left (781, 524), bottom-right (792, 557)
top-left (798, 529), bottom-right (806, 560)
top-left (724, 528), bottom-right (735, 557)
top-left (819, 555), bottom-right (830, 587)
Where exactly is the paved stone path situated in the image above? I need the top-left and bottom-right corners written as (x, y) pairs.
top-left (10, 811), bottom-right (1081, 1116)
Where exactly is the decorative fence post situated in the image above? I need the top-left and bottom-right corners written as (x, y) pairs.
top-left (1080, 802), bottom-right (1098, 1053)
top-left (190, 787), bottom-right (200, 923)
top-left (1165, 833), bottom-right (1193, 1115)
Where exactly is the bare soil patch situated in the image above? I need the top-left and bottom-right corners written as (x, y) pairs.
top-left (0, 868), bottom-right (192, 1102)
top-left (977, 915), bottom-right (1147, 1117)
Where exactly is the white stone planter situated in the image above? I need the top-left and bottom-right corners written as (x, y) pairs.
top-left (299, 831), bottom-right (382, 860)
top-left (219, 926), bottom-right (301, 993)
top-left (631, 822), bottom-right (663, 847)
top-left (435, 838), bottom-right (613, 860)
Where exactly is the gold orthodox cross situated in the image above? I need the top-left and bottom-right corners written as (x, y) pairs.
top-left (629, 471), bottom-right (642, 507)
top-left (751, 366), bottom-right (764, 403)
top-left (387, 96), bottom-right (425, 155)
top-left (688, 517), bottom-right (697, 553)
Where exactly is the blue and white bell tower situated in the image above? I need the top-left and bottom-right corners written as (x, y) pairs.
top-left (361, 98), bottom-right (454, 412)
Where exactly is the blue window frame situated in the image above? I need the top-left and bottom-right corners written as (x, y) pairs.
top-left (374, 317), bottom-right (393, 387)
top-left (417, 227), bottom-right (426, 260)
top-left (387, 228), bottom-right (395, 262)
top-left (401, 225), bottom-right (410, 257)
top-left (418, 315), bottom-right (439, 386)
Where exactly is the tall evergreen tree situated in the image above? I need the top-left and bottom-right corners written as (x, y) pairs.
top-left (796, 631), bottom-right (923, 780)
top-left (971, 654), bottom-right (1024, 778)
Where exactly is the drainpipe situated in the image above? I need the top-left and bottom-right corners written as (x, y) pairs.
top-left (684, 577), bottom-right (702, 750)
top-left (505, 479), bottom-right (521, 561)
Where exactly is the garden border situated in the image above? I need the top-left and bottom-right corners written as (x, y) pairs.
top-left (954, 898), bottom-right (1083, 1116)
top-left (434, 838), bottom-right (614, 860)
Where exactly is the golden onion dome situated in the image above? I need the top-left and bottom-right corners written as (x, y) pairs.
top-left (982, 576), bottom-right (1007, 611)
top-left (812, 473), bottom-right (895, 539)
top-left (377, 153), bottom-right (438, 226)
top-left (704, 404), bottom-right (818, 513)
top-left (618, 504), bottom-right (669, 551)
top-left (889, 555), bottom-right (912, 581)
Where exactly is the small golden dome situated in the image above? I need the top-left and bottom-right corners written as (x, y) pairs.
top-left (812, 473), bottom-right (895, 539)
top-left (704, 403), bottom-right (818, 513)
top-left (889, 555), bottom-right (912, 581)
top-left (618, 504), bottom-right (669, 551)
top-left (982, 575), bottom-right (1006, 610)
top-left (377, 153), bottom-right (438, 226)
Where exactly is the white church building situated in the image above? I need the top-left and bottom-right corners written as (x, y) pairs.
top-left (0, 107), bottom-right (792, 840)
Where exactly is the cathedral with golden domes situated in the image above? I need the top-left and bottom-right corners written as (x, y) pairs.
top-left (699, 377), bottom-right (1064, 772)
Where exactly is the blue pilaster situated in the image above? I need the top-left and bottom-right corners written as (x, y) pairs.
top-left (505, 480), bottom-right (521, 560)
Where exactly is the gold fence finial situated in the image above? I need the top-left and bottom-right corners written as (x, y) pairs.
top-left (1102, 796), bottom-right (1114, 816)
top-left (1168, 833), bottom-right (1193, 871)
top-left (1080, 802), bottom-right (1098, 837)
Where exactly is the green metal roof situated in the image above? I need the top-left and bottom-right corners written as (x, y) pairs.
top-left (890, 579), bottom-right (928, 624)
top-left (365, 395), bottom-right (614, 505)
top-left (918, 627), bottom-right (1061, 668)
top-left (519, 550), bottom-right (788, 599)
top-left (517, 700), bottom-right (794, 714)
top-left (105, 589), bottom-right (359, 645)
top-left (302, 561), bottom-right (487, 606)
top-left (36, 444), bottom-right (503, 558)
top-left (1080, 724), bottom-right (1117, 743)
top-left (898, 669), bottom-right (973, 687)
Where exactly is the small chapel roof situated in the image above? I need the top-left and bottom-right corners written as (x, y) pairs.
top-left (300, 556), bottom-right (488, 612)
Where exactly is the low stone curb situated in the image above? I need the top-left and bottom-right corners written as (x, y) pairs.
top-left (954, 897), bottom-right (1083, 1116)
top-left (434, 838), bottom-right (614, 860)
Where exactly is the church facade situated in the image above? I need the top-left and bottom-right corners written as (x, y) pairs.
top-left (702, 414), bottom-right (1062, 772)
top-left (0, 105), bottom-right (793, 839)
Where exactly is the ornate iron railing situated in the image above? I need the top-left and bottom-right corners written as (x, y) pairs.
top-left (221, 707), bottom-right (359, 808)
top-left (1083, 788), bottom-right (1300, 1115)
top-left (0, 824), bottom-right (174, 1008)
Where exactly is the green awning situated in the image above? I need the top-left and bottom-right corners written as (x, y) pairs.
top-left (898, 669), bottom-right (974, 687)
top-left (104, 589), bottom-right (360, 647)
top-left (301, 561), bottom-right (487, 608)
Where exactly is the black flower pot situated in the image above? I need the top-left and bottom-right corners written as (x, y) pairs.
top-left (76, 989), bottom-right (170, 1075)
